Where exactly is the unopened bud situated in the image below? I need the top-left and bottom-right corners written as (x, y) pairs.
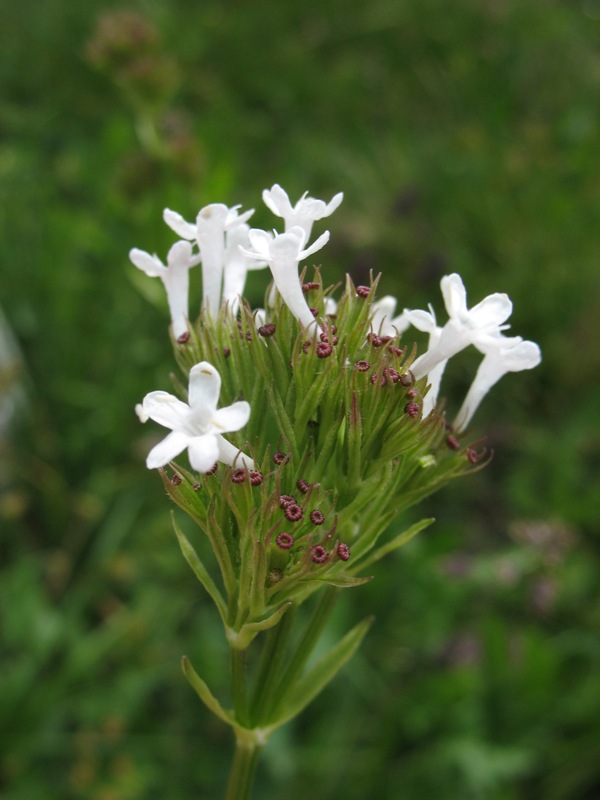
top-left (273, 452), bottom-right (289, 465)
top-left (446, 435), bottom-right (460, 450)
top-left (171, 473), bottom-right (182, 485)
top-left (258, 323), bottom-right (276, 337)
top-left (356, 286), bottom-right (370, 298)
top-left (310, 510), bottom-right (325, 525)
top-left (316, 342), bottom-right (333, 358)
top-left (355, 360), bottom-right (370, 372)
top-left (336, 543), bottom-right (351, 561)
top-left (249, 470), bottom-right (263, 486)
top-left (177, 331), bottom-right (190, 344)
top-left (276, 532), bottom-right (295, 550)
top-left (231, 468), bottom-right (247, 484)
top-left (404, 401), bottom-right (420, 418)
top-left (284, 503), bottom-right (303, 522)
top-left (311, 545), bottom-right (329, 564)
top-left (302, 281), bottom-right (320, 292)
top-left (296, 479), bottom-right (311, 494)
top-left (279, 494), bottom-right (296, 508)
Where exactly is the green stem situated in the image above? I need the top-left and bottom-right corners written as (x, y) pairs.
top-left (250, 603), bottom-right (296, 724)
top-left (225, 735), bottom-right (261, 800)
top-left (231, 646), bottom-right (249, 727)
top-left (271, 588), bottom-right (339, 718)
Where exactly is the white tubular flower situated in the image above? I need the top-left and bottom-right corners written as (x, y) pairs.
top-left (454, 338), bottom-right (541, 432)
top-left (403, 307), bottom-right (445, 415)
top-left (262, 184), bottom-right (343, 239)
top-left (140, 361), bottom-right (253, 472)
top-left (129, 241), bottom-right (201, 339)
top-left (324, 297), bottom-right (338, 316)
top-left (222, 224), bottom-right (267, 316)
top-left (370, 295), bottom-right (411, 338)
top-left (240, 226), bottom-right (330, 333)
top-left (163, 203), bottom-right (254, 318)
top-left (411, 273), bottom-right (513, 380)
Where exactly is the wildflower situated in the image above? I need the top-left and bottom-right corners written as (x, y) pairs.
top-left (262, 183), bottom-right (343, 239)
top-left (454, 338), bottom-right (542, 432)
top-left (163, 203), bottom-right (254, 317)
top-left (240, 226), bottom-right (329, 333)
top-left (222, 223), bottom-right (267, 315)
top-left (129, 241), bottom-right (201, 339)
top-left (410, 274), bottom-right (514, 379)
top-left (402, 306), bottom-right (444, 415)
top-left (140, 361), bottom-right (253, 472)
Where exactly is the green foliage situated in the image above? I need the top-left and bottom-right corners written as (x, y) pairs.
top-left (1, 0), bottom-right (599, 798)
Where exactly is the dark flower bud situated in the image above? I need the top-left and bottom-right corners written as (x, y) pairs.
top-left (356, 286), bottom-right (370, 298)
top-left (446, 435), bottom-right (460, 450)
top-left (302, 281), bottom-right (320, 292)
top-left (336, 543), bottom-right (351, 561)
top-left (206, 463), bottom-right (218, 475)
top-left (177, 331), bottom-right (190, 344)
top-left (279, 494), bottom-right (296, 508)
top-left (276, 532), bottom-right (295, 550)
top-left (273, 452), bottom-right (289, 465)
top-left (388, 345), bottom-right (405, 357)
top-left (223, 347), bottom-right (231, 358)
top-left (284, 503), bottom-right (304, 522)
top-left (231, 469), bottom-right (247, 483)
top-left (258, 323), bottom-right (276, 337)
top-left (316, 342), bottom-right (333, 358)
top-left (369, 334), bottom-right (383, 348)
top-left (355, 360), bottom-right (370, 372)
top-left (407, 388), bottom-right (417, 399)
top-left (249, 470), bottom-right (263, 486)
top-left (311, 545), bottom-right (329, 564)
top-left (309, 307), bottom-right (320, 318)
top-left (296, 479), bottom-right (311, 494)
top-left (399, 371), bottom-right (414, 387)
top-left (404, 401), bottom-right (420, 418)
top-left (467, 448), bottom-right (479, 464)
top-left (302, 340), bottom-right (312, 354)
top-left (310, 510), bottom-right (325, 525)
top-left (171, 473), bottom-right (183, 485)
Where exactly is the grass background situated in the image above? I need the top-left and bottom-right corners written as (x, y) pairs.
top-left (1, 1), bottom-right (599, 797)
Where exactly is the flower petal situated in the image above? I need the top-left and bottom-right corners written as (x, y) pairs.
top-left (188, 362), bottom-right (221, 412)
top-left (146, 430), bottom-right (190, 469)
top-left (298, 230), bottom-right (330, 260)
top-left (129, 248), bottom-right (166, 278)
top-left (163, 208), bottom-right (196, 240)
top-left (217, 436), bottom-right (255, 469)
top-left (187, 433), bottom-right (220, 472)
top-left (469, 293), bottom-right (513, 328)
top-left (143, 391), bottom-right (190, 429)
top-left (441, 274), bottom-right (467, 318)
top-left (211, 401), bottom-right (251, 433)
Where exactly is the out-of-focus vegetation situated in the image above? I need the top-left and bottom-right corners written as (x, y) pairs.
top-left (1, 1), bottom-right (599, 797)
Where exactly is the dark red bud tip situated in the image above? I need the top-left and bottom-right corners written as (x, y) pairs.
top-left (310, 509), bottom-right (325, 525)
top-left (384, 367), bottom-right (400, 384)
top-left (296, 479), bottom-right (311, 494)
top-left (171, 473), bottom-right (183, 485)
top-left (356, 285), bottom-right (370, 298)
top-left (467, 448), bottom-right (479, 464)
top-left (273, 452), bottom-right (289, 465)
top-left (380, 335), bottom-right (393, 344)
top-left (355, 360), bottom-right (370, 372)
top-left (309, 307), bottom-right (320, 318)
top-left (446, 434), bottom-right (460, 450)
top-left (258, 323), bottom-right (276, 337)
top-left (245, 331), bottom-right (253, 341)
top-left (320, 332), bottom-right (338, 345)
top-left (302, 340), bottom-right (312, 353)
top-left (407, 388), bottom-right (418, 399)
top-left (176, 331), bottom-right (190, 344)
top-left (404, 401), bottom-right (421, 418)
top-left (399, 371), bottom-right (415, 387)
top-left (192, 482), bottom-right (201, 491)
top-left (279, 494), bottom-right (296, 508)
top-left (369, 334), bottom-right (383, 348)
top-left (311, 545), bottom-right (329, 564)
top-left (388, 345), bottom-right (405, 357)
top-left (223, 347), bottom-right (231, 358)
top-left (276, 532), bottom-right (295, 550)
top-left (302, 281), bottom-right (320, 292)
top-left (316, 342), bottom-right (333, 358)
top-left (284, 503), bottom-right (304, 522)
top-left (206, 463), bottom-right (218, 475)
top-left (249, 470), bottom-right (263, 486)
top-left (231, 468), bottom-right (247, 484)
top-left (336, 543), bottom-right (351, 561)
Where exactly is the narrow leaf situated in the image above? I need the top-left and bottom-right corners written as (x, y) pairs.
top-left (355, 518), bottom-right (434, 572)
top-left (181, 655), bottom-right (233, 726)
top-left (271, 616), bottom-right (373, 728)
top-left (172, 513), bottom-right (228, 624)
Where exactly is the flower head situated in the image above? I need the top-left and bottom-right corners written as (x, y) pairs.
top-left (454, 338), bottom-right (541, 432)
top-left (129, 240), bottom-right (201, 339)
top-left (262, 184), bottom-right (343, 239)
top-left (140, 361), bottom-right (253, 472)
top-left (240, 226), bottom-right (329, 333)
top-left (222, 223), bottom-right (267, 315)
top-left (410, 274), bottom-right (513, 379)
top-left (163, 203), bottom-right (254, 317)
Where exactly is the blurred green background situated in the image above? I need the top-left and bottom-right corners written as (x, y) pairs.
top-left (1, 1), bottom-right (599, 798)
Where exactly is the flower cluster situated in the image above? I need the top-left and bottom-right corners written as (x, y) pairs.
top-left (131, 183), bottom-right (541, 757)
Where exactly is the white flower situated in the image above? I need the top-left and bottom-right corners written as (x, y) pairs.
top-left (140, 361), bottom-right (253, 472)
top-left (454, 338), bottom-right (541, 432)
top-left (163, 203), bottom-right (254, 318)
top-left (240, 226), bottom-right (330, 333)
top-left (410, 274), bottom-right (513, 379)
top-left (402, 306), bottom-right (445, 415)
top-left (370, 295), bottom-right (410, 338)
top-left (129, 241), bottom-right (201, 339)
top-left (262, 184), bottom-right (343, 239)
top-left (222, 224), bottom-right (267, 316)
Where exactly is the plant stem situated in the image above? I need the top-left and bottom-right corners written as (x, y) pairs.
top-left (231, 646), bottom-right (249, 727)
top-left (225, 736), bottom-right (261, 800)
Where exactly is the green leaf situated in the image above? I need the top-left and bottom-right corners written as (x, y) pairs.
top-left (171, 513), bottom-right (228, 624)
top-left (271, 616), bottom-right (373, 728)
top-left (229, 602), bottom-right (293, 650)
top-left (310, 574), bottom-right (373, 588)
top-left (181, 655), bottom-right (234, 727)
top-left (354, 517), bottom-right (434, 572)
